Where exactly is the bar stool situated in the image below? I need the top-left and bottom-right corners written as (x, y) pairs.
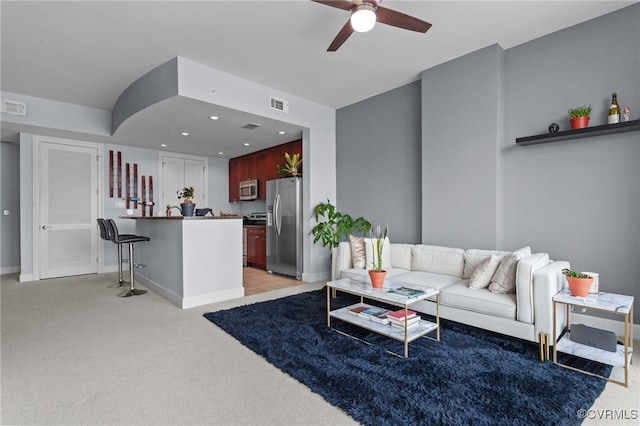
top-left (105, 219), bottom-right (150, 297)
top-left (97, 218), bottom-right (136, 288)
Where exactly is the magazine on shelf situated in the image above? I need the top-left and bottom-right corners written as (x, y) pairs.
top-left (391, 320), bottom-right (421, 330)
top-left (386, 286), bottom-right (426, 298)
top-left (387, 309), bottom-right (418, 321)
top-left (348, 306), bottom-right (368, 315)
top-left (388, 315), bottom-right (421, 327)
top-left (358, 307), bottom-right (392, 324)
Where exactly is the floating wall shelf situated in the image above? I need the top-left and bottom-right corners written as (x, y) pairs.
top-left (516, 119), bottom-right (640, 146)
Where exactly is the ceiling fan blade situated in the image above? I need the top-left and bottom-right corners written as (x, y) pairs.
top-left (376, 6), bottom-right (432, 33)
top-left (327, 20), bottom-right (355, 51)
top-left (311, 0), bottom-right (356, 11)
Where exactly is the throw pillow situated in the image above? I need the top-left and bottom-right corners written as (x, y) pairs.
top-left (349, 235), bottom-right (366, 269)
top-left (469, 255), bottom-right (501, 289)
top-left (364, 236), bottom-right (392, 271)
top-left (488, 247), bottom-right (531, 294)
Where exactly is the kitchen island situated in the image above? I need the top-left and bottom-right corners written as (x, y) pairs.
top-left (123, 216), bottom-right (244, 308)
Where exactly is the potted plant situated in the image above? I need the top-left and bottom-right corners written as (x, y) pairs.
top-left (310, 200), bottom-right (371, 249)
top-left (562, 268), bottom-right (594, 297)
top-left (368, 224), bottom-right (389, 288)
top-left (276, 152), bottom-right (302, 177)
top-left (177, 186), bottom-right (196, 216)
top-left (568, 105), bottom-right (592, 130)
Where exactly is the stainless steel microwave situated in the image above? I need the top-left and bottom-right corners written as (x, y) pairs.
top-left (239, 179), bottom-right (258, 200)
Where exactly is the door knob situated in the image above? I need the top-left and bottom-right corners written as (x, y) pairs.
top-left (42, 226), bottom-right (49, 230)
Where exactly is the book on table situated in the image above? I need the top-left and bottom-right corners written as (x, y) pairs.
top-left (386, 287), bottom-right (426, 298)
top-left (348, 306), bottom-right (368, 315)
top-left (358, 307), bottom-right (392, 325)
top-left (387, 309), bottom-right (418, 321)
top-left (391, 319), bottom-right (421, 330)
top-left (388, 315), bottom-right (421, 328)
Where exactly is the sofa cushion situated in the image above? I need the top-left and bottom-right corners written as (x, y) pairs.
top-left (489, 247), bottom-right (531, 294)
top-left (349, 235), bottom-right (366, 269)
top-left (364, 236), bottom-right (392, 270)
top-left (463, 249), bottom-right (510, 279)
top-left (389, 270), bottom-right (462, 291)
top-left (469, 255), bottom-right (501, 289)
top-left (411, 245), bottom-right (464, 277)
top-left (440, 282), bottom-right (517, 320)
top-left (390, 244), bottom-right (413, 270)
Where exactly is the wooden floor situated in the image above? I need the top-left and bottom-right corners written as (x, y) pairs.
top-left (243, 266), bottom-right (303, 295)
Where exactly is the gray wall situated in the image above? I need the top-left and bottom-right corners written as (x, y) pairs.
top-left (1, 141), bottom-right (21, 272)
top-left (502, 5), bottom-right (640, 306)
top-left (336, 4), bottom-right (639, 322)
top-left (421, 44), bottom-right (504, 249)
top-left (336, 81), bottom-right (422, 243)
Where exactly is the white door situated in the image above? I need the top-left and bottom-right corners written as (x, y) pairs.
top-left (39, 141), bottom-right (99, 278)
top-left (160, 153), bottom-right (207, 215)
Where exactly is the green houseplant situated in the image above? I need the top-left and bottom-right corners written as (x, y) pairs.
top-left (562, 268), bottom-right (593, 297)
top-left (368, 224), bottom-right (389, 288)
top-left (310, 200), bottom-right (371, 249)
top-left (177, 186), bottom-right (196, 216)
top-left (568, 105), bottom-right (592, 130)
top-left (276, 152), bottom-right (303, 177)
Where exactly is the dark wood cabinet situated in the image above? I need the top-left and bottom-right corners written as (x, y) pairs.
top-left (246, 226), bottom-right (266, 269)
top-left (228, 139), bottom-right (302, 202)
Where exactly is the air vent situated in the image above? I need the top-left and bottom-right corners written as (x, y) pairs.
top-left (270, 96), bottom-right (289, 113)
top-left (242, 123), bottom-right (261, 130)
top-left (1, 99), bottom-right (27, 116)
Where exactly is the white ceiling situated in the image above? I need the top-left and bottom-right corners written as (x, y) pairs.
top-left (1, 1), bottom-right (636, 157)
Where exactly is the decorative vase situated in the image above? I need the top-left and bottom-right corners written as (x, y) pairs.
top-left (566, 276), bottom-right (594, 297)
top-left (368, 270), bottom-right (386, 288)
top-left (570, 116), bottom-right (590, 130)
top-left (181, 203), bottom-right (196, 217)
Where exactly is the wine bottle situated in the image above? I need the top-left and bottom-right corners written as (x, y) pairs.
top-left (608, 92), bottom-right (620, 124)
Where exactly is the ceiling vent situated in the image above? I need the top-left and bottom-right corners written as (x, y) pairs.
top-left (270, 96), bottom-right (289, 113)
top-left (1, 99), bottom-right (27, 116)
top-left (242, 123), bottom-right (261, 130)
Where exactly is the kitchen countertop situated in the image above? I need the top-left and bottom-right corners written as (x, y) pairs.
top-left (121, 216), bottom-right (242, 220)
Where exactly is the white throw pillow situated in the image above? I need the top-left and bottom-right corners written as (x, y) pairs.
top-left (364, 237), bottom-right (391, 271)
top-left (463, 249), bottom-right (509, 278)
top-left (489, 247), bottom-right (531, 294)
top-left (469, 255), bottom-right (501, 289)
top-left (349, 235), bottom-right (366, 269)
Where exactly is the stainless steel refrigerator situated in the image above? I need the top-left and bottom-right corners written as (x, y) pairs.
top-left (266, 177), bottom-right (302, 279)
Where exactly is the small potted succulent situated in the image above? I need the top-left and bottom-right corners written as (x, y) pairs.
top-left (568, 105), bottom-right (592, 130)
top-left (368, 224), bottom-right (389, 288)
top-left (562, 268), bottom-right (593, 297)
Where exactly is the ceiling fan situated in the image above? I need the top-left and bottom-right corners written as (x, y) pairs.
top-left (312, 0), bottom-right (432, 51)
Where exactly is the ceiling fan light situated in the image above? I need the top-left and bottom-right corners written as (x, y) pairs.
top-left (351, 4), bottom-right (376, 33)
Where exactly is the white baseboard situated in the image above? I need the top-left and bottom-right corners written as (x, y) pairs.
top-left (302, 270), bottom-right (330, 283)
top-left (19, 273), bottom-right (33, 282)
top-left (570, 312), bottom-right (639, 340)
top-left (135, 274), bottom-right (245, 309)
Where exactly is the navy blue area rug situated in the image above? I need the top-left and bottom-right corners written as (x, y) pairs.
top-left (204, 289), bottom-right (610, 426)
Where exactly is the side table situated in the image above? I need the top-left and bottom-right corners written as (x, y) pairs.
top-left (552, 289), bottom-right (634, 387)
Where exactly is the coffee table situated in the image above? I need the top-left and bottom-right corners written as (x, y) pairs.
top-left (326, 278), bottom-right (440, 357)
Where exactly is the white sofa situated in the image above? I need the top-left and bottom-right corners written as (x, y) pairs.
top-left (331, 241), bottom-right (569, 345)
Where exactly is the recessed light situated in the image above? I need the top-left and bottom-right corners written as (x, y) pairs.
top-left (209, 115), bottom-right (219, 120)
top-left (278, 131), bottom-right (286, 135)
top-left (180, 132), bottom-right (189, 136)
top-left (243, 143), bottom-right (250, 146)
top-left (160, 143), bottom-right (167, 147)
top-left (218, 152), bottom-right (224, 155)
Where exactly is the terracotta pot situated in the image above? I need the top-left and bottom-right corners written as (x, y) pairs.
top-left (570, 116), bottom-right (590, 130)
top-left (566, 275), bottom-right (594, 297)
top-left (368, 270), bottom-right (387, 288)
